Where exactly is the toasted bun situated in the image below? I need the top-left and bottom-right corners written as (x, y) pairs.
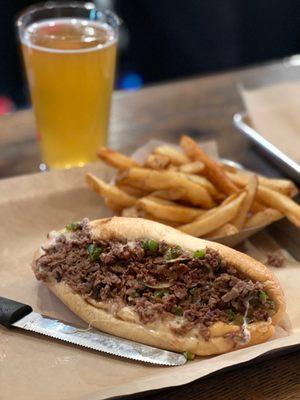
top-left (32, 217), bottom-right (285, 356)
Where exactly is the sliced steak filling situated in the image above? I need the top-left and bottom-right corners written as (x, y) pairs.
top-left (35, 219), bottom-right (275, 340)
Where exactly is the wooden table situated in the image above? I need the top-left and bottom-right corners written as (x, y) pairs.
top-left (1, 58), bottom-right (300, 399)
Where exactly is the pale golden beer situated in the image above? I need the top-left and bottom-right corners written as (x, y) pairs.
top-left (18, 5), bottom-right (118, 169)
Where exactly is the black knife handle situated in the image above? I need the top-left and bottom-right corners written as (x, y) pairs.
top-left (0, 296), bottom-right (32, 328)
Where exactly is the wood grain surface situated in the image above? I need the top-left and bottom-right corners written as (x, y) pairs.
top-left (1, 58), bottom-right (300, 400)
top-left (1, 58), bottom-right (300, 179)
top-left (139, 350), bottom-right (300, 400)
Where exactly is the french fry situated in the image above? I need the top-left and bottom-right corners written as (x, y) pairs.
top-left (120, 169), bottom-right (220, 200)
top-left (141, 213), bottom-right (180, 227)
top-left (136, 196), bottom-right (205, 223)
top-left (115, 183), bottom-right (149, 198)
top-left (121, 207), bottom-right (180, 227)
top-left (150, 189), bottom-right (186, 201)
top-left (117, 176), bottom-right (199, 202)
top-left (221, 192), bottom-right (242, 206)
top-left (225, 169), bottom-right (260, 218)
top-left (179, 161), bottom-right (205, 174)
top-left (257, 176), bottom-right (298, 197)
top-left (180, 135), bottom-right (238, 195)
top-left (167, 165), bottom-right (179, 172)
top-left (182, 174), bottom-right (219, 197)
top-left (97, 147), bottom-right (139, 170)
top-left (89, 137), bottom-right (299, 237)
top-left (225, 171), bottom-right (247, 187)
top-left (245, 208), bottom-right (283, 229)
top-left (121, 206), bottom-right (140, 218)
top-left (118, 168), bottom-right (216, 208)
top-left (227, 171), bottom-right (298, 197)
top-left (179, 192), bottom-right (246, 237)
top-left (86, 173), bottom-right (137, 212)
top-left (144, 154), bottom-right (170, 170)
top-left (142, 214), bottom-right (181, 227)
top-left (205, 223), bottom-right (239, 238)
top-left (225, 172), bottom-right (259, 213)
top-left (154, 145), bottom-right (189, 165)
top-left (257, 186), bottom-right (300, 227)
top-left (117, 175), bottom-right (186, 199)
top-left (115, 175), bottom-right (147, 191)
top-left (251, 201), bottom-right (267, 213)
top-left (231, 174), bottom-right (258, 228)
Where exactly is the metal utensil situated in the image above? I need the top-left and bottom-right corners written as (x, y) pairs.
top-left (0, 296), bottom-right (186, 366)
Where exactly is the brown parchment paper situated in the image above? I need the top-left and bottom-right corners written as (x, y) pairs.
top-left (0, 162), bottom-right (299, 400)
top-left (241, 81), bottom-right (300, 163)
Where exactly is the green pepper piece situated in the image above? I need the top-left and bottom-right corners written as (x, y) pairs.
top-left (226, 309), bottom-right (236, 322)
top-left (233, 314), bottom-right (244, 325)
top-left (193, 248), bottom-right (206, 259)
top-left (183, 351), bottom-right (195, 361)
top-left (166, 245), bottom-right (182, 260)
top-left (154, 289), bottom-right (169, 298)
top-left (87, 243), bottom-right (103, 261)
top-left (66, 221), bottom-right (81, 231)
top-left (142, 239), bottom-right (159, 253)
top-left (259, 291), bottom-right (268, 302)
top-left (147, 239), bottom-right (159, 252)
top-left (171, 305), bottom-right (183, 316)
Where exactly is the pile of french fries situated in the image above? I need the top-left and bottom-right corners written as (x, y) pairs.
top-left (86, 135), bottom-right (300, 239)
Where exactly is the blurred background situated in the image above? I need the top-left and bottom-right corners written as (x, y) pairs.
top-left (1, 0), bottom-right (300, 114)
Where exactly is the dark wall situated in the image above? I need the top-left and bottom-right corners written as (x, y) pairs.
top-left (115, 0), bottom-right (300, 83)
top-left (0, 0), bottom-right (38, 105)
top-left (1, 0), bottom-right (300, 106)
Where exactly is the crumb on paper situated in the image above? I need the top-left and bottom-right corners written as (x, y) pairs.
top-left (266, 249), bottom-right (285, 268)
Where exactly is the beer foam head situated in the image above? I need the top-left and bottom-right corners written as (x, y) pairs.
top-left (22, 18), bottom-right (117, 53)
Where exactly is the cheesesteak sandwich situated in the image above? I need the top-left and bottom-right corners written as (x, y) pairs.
top-left (32, 217), bottom-right (285, 356)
